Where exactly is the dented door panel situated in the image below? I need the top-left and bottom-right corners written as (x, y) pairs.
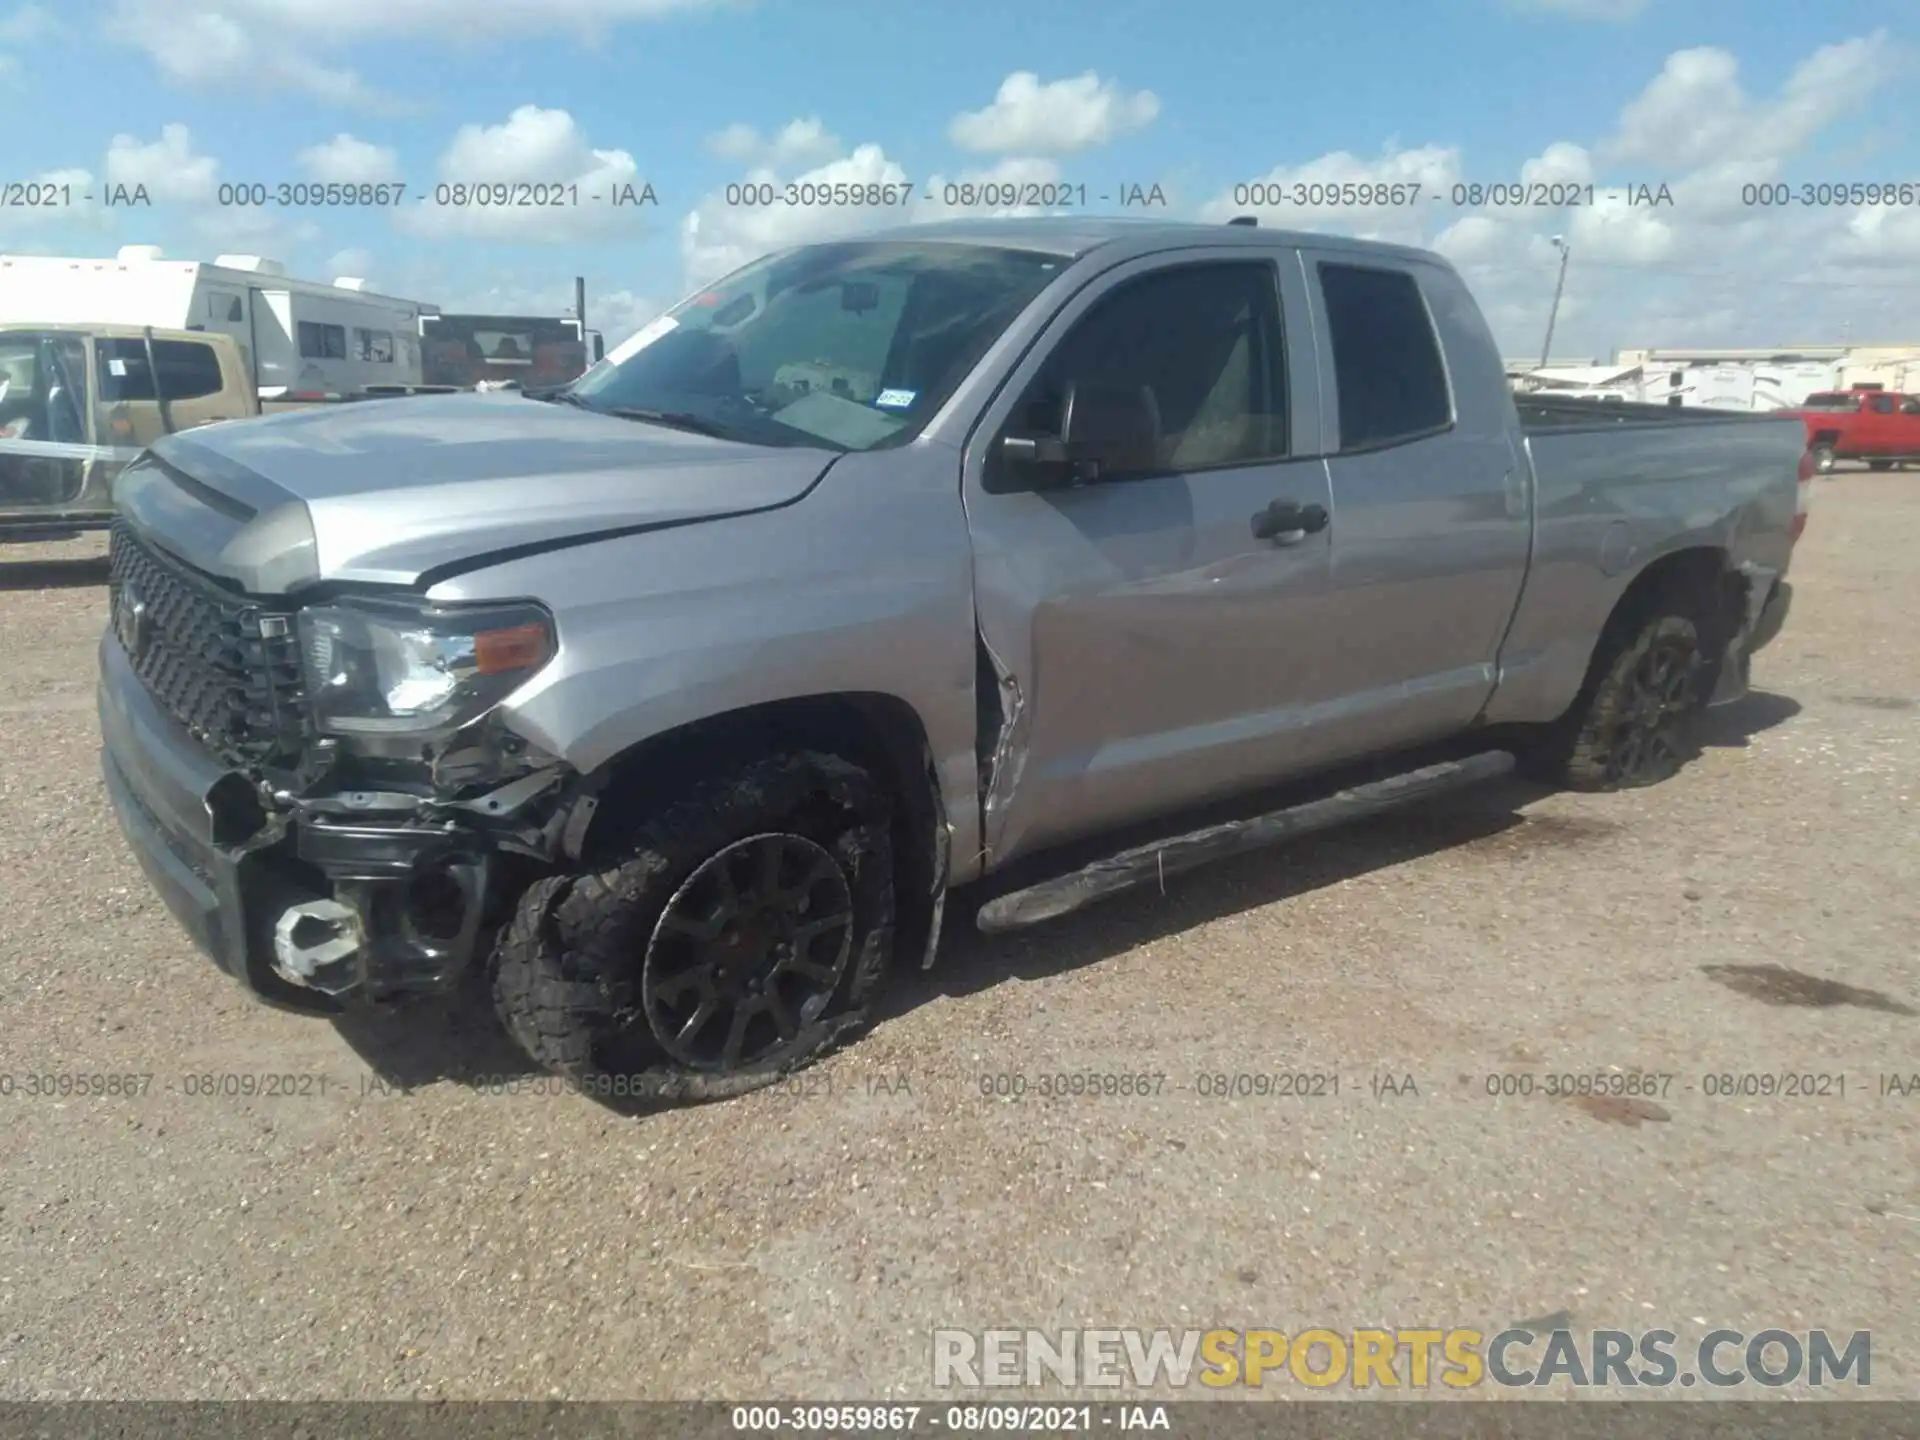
top-left (963, 247), bottom-right (1344, 868)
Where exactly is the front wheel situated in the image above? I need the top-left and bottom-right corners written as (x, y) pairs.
top-left (1809, 443), bottom-right (1836, 474)
top-left (490, 751), bottom-right (896, 1099)
top-left (1530, 612), bottom-right (1708, 791)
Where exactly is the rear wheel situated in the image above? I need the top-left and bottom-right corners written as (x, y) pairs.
top-left (1809, 443), bottom-right (1836, 474)
top-left (1867, 460), bottom-right (1894, 472)
top-left (1529, 609), bottom-right (1709, 791)
top-left (490, 751), bottom-right (895, 1099)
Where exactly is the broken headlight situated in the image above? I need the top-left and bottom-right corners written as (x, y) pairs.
top-left (297, 598), bottom-right (555, 736)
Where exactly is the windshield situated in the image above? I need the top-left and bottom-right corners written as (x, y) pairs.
top-left (567, 240), bottom-right (1065, 451)
top-left (1798, 392), bottom-right (1860, 411)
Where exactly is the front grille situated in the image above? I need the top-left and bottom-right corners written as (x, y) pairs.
top-left (107, 520), bottom-right (307, 764)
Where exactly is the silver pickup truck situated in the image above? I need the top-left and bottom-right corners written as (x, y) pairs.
top-left (96, 217), bottom-right (1806, 1096)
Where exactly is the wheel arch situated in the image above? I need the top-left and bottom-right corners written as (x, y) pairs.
top-left (569, 691), bottom-right (949, 972)
top-left (1584, 545), bottom-right (1744, 697)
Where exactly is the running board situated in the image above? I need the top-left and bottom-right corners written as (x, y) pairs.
top-left (975, 749), bottom-right (1516, 933)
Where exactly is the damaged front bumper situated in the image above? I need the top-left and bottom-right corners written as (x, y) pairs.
top-left (97, 633), bottom-right (562, 1012)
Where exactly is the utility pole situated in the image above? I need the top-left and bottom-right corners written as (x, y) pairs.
top-left (1540, 236), bottom-right (1570, 370)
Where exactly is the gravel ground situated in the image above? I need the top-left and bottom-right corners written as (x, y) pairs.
top-left (0, 469), bottom-right (1915, 1402)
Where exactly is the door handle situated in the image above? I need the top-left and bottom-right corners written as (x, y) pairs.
top-left (1251, 498), bottom-right (1329, 542)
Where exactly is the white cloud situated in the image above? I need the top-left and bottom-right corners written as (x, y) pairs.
top-left (0, 168), bottom-right (106, 234)
top-left (105, 124), bottom-right (218, 204)
top-left (325, 247), bottom-right (376, 281)
top-left (681, 144), bottom-right (911, 291)
top-left (948, 71), bottom-right (1160, 155)
top-left (107, 3), bottom-right (396, 109)
top-left (1520, 142), bottom-right (1593, 189)
top-left (915, 157), bottom-right (1068, 221)
top-left (106, 0), bottom-right (729, 108)
top-left (298, 134), bottom-right (401, 184)
top-left (1601, 35), bottom-right (1896, 171)
top-left (1834, 205), bottom-right (1920, 268)
top-left (1431, 214), bottom-right (1506, 266)
top-left (191, 208), bottom-right (323, 256)
top-left (706, 118), bottom-right (840, 168)
top-left (394, 105), bottom-right (655, 243)
top-left (1196, 144), bottom-right (1462, 246)
top-left (1197, 34), bottom-right (1913, 356)
top-left (1503, 0), bottom-right (1649, 18)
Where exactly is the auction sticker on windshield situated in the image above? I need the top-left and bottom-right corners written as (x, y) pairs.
top-left (604, 314), bottom-right (679, 366)
top-left (875, 388), bottom-right (917, 409)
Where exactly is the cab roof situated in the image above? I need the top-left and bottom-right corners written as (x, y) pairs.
top-left (854, 215), bottom-right (1444, 268)
top-left (0, 321), bottom-right (227, 341)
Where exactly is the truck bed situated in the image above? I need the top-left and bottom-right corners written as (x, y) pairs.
top-left (1515, 395), bottom-right (1796, 430)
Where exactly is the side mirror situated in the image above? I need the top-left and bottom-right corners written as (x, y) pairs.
top-left (995, 381), bottom-right (1163, 490)
top-left (999, 434), bottom-right (1068, 466)
top-left (592, 335), bottom-right (605, 362)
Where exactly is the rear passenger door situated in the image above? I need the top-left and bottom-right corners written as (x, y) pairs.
top-left (1299, 254), bottom-right (1531, 755)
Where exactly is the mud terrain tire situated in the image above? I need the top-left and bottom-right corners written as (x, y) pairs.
top-left (491, 751), bottom-right (895, 1101)
top-left (1529, 604), bottom-right (1710, 792)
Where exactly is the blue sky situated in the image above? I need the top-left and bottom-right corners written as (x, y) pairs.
top-left (0, 0), bottom-right (1914, 356)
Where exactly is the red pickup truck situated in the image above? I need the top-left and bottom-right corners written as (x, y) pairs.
top-left (1786, 387), bottom-right (1920, 472)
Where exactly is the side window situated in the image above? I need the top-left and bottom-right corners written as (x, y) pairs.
top-left (1901, 398), bottom-right (1920, 416)
top-left (0, 332), bottom-right (87, 441)
top-left (150, 340), bottom-right (224, 401)
top-left (354, 328), bottom-right (394, 363)
top-left (1007, 261), bottom-right (1286, 483)
top-left (1317, 263), bottom-right (1452, 451)
top-left (297, 321), bottom-right (346, 359)
top-left (96, 339), bottom-right (223, 401)
top-left (1869, 394), bottom-right (1895, 414)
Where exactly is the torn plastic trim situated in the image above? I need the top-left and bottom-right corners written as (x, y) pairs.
top-left (1706, 562), bottom-right (1784, 709)
top-left (920, 734), bottom-right (950, 971)
top-left (975, 630), bottom-right (1029, 864)
top-left (975, 750), bottom-right (1516, 933)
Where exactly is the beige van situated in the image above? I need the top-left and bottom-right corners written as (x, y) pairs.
top-left (0, 323), bottom-right (256, 537)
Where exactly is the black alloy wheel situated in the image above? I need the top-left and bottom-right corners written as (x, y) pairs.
top-left (1597, 626), bottom-right (1701, 786)
top-left (641, 832), bottom-right (855, 1070)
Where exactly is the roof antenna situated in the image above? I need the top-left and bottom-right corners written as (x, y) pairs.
top-left (1227, 215), bottom-right (1258, 227)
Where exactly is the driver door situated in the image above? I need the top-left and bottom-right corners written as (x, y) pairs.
top-left (963, 251), bottom-right (1340, 866)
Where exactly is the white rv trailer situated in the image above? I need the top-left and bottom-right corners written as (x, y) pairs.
top-left (0, 246), bottom-right (440, 398)
top-left (1619, 350), bottom-right (1847, 411)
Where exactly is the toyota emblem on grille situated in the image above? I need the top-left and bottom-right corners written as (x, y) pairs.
top-left (115, 583), bottom-right (150, 658)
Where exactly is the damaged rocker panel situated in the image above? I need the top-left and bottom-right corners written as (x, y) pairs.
top-left (975, 749), bottom-right (1517, 933)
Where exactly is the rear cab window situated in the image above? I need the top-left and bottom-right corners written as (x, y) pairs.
top-left (1315, 262), bottom-right (1453, 452)
top-left (97, 338), bottom-right (227, 402)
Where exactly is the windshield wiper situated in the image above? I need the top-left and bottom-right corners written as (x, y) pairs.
top-left (603, 407), bottom-right (732, 439)
top-left (535, 386), bottom-right (592, 407)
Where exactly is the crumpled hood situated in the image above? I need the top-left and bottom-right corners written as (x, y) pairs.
top-left (117, 391), bottom-right (840, 592)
